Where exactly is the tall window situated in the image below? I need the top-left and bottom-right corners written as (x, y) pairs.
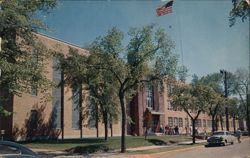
top-left (203, 119), bottom-right (207, 127)
top-left (30, 110), bottom-right (38, 129)
top-left (195, 119), bottom-right (202, 127)
top-left (178, 118), bottom-right (183, 127)
top-left (207, 120), bottom-right (212, 128)
top-left (185, 118), bottom-right (189, 127)
top-left (174, 117), bottom-right (178, 126)
top-left (72, 87), bottom-right (80, 129)
top-left (146, 83), bottom-right (154, 109)
top-left (52, 58), bottom-right (61, 129)
top-left (168, 117), bottom-right (173, 127)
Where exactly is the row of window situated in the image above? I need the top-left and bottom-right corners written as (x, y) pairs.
top-left (167, 117), bottom-right (213, 128)
top-left (167, 103), bottom-right (201, 114)
top-left (167, 117), bottom-right (235, 129)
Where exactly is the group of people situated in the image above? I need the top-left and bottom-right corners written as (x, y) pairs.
top-left (160, 125), bottom-right (180, 135)
top-left (159, 125), bottom-right (243, 143)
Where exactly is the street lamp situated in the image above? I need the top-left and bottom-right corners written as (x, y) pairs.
top-left (220, 69), bottom-right (229, 131)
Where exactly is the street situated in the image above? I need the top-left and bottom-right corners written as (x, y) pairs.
top-left (153, 138), bottom-right (250, 158)
top-left (80, 138), bottom-right (250, 158)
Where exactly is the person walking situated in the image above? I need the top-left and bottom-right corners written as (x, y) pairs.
top-left (236, 128), bottom-right (241, 143)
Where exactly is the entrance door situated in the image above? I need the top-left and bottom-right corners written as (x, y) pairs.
top-left (152, 115), bottom-right (160, 132)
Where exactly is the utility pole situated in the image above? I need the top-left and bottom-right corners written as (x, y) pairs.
top-left (248, 30), bottom-right (250, 136)
top-left (220, 70), bottom-right (229, 131)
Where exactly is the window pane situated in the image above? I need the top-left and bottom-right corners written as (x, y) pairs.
top-left (72, 88), bottom-right (80, 129)
top-left (178, 118), bottom-right (183, 127)
top-left (168, 117), bottom-right (173, 127)
top-left (52, 58), bottom-right (61, 129)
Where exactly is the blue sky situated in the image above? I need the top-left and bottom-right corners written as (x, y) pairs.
top-left (42, 0), bottom-right (249, 79)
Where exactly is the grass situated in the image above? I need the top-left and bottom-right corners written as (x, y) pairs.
top-left (20, 135), bottom-right (193, 154)
top-left (128, 143), bottom-right (207, 155)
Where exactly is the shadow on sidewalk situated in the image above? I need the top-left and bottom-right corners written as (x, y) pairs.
top-left (147, 139), bottom-right (167, 145)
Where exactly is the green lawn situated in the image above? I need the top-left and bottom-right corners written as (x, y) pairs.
top-left (20, 135), bottom-right (193, 154)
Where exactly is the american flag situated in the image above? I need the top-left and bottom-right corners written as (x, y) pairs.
top-left (156, 0), bottom-right (173, 16)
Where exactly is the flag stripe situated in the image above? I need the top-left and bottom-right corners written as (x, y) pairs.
top-left (156, 0), bottom-right (173, 16)
top-left (156, 6), bottom-right (172, 16)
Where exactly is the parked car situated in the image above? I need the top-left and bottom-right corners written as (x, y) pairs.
top-left (207, 131), bottom-right (235, 146)
top-left (0, 141), bottom-right (39, 158)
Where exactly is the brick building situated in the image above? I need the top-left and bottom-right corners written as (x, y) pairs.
top-left (0, 34), bottom-right (243, 140)
top-left (128, 82), bottom-right (241, 136)
top-left (0, 34), bottom-right (121, 140)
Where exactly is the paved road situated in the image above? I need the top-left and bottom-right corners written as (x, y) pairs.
top-left (153, 138), bottom-right (250, 158)
top-left (37, 138), bottom-right (250, 158)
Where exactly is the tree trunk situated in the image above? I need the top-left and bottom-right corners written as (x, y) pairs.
top-left (60, 69), bottom-right (64, 140)
top-left (192, 119), bottom-right (196, 144)
top-left (246, 89), bottom-right (250, 136)
top-left (144, 127), bottom-right (148, 140)
top-left (215, 116), bottom-right (219, 131)
top-left (95, 104), bottom-right (99, 138)
top-left (79, 85), bottom-right (83, 139)
top-left (212, 115), bottom-right (216, 133)
top-left (119, 92), bottom-right (126, 153)
top-left (110, 122), bottom-right (113, 137)
top-left (104, 112), bottom-right (108, 140)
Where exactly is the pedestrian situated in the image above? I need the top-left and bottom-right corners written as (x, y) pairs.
top-left (165, 125), bottom-right (169, 135)
top-left (236, 128), bottom-right (241, 143)
top-left (204, 130), bottom-right (207, 140)
top-left (174, 126), bottom-right (179, 135)
top-left (160, 124), bottom-right (164, 134)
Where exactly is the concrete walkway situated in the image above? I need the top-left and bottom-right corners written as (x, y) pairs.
top-left (33, 139), bottom-right (207, 157)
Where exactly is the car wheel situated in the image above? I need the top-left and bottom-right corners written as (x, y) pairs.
top-left (231, 141), bottom-right (234, 145)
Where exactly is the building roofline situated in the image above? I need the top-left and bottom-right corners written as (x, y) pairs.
top-left (36, 32), bottom-right (86, 51)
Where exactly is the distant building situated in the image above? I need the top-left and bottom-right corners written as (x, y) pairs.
top-left (127, 82), bottom-right (241, 136)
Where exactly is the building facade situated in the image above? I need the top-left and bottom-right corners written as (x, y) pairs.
top-left (0, 34), bottom-right (121, 140)
top-left (0, 34), bottom-right (243, 141)
top-left (128, 82), bottom-right (241, 136)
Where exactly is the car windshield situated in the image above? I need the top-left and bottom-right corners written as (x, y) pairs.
top-left (213, 132), bottom-right (225, 135)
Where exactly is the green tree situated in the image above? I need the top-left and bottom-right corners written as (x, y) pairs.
top-left (231, 68), bottom-right (250, 136)
top-left (199, 73), bottom-right (225, 133)
top-left (89, 25), bottom-right (177, 152)
top-left (177, 65), bottom-right (188, 83)
top-left (171, 81), bottom-right (211, 144)
top-left (58, 48), bottom-right (89, 139)
top-left (227, 97), bottom-right (240, 133)
top-left (0, 0), bottom-right (57, 113)
top-left (88, 67), bottom-right (120, 140)
top-left (229, 0), bottom-right (250, 27)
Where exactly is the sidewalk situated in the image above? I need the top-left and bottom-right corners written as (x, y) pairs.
top-left (33, 139), bottom-right (207, 158)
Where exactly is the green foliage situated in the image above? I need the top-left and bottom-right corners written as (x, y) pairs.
top-left (171, 82), bottom-right (211, 117)
top-left (230, 68), bottom-right (249, 121)
top-left (227, 97), bottom-right (241, 117)
top-left (177, 65), bottom-right (188, 82)
top-left (229, 0), bottom-right (250, 27)
top-left (0, 0), bottom-right (57, 115)
top-left (88, 25), bottom-right (178, 152)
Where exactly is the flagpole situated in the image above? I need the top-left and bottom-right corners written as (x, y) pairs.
top-left (176, 0), bottom-right (184, 66)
